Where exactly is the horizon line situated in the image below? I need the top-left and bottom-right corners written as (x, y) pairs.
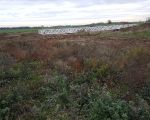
top-left (0, 20), bottom-right (144, 28)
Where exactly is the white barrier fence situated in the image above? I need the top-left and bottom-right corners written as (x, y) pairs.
top-left (38, 24), bottom-right (137, 35)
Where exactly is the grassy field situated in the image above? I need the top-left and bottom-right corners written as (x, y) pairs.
top-left (0, 23), bottom-right (150, 120)
top-left (0, 28), bottom-right (38, 34)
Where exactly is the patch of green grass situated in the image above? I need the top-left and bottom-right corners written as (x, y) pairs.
top-left (119, 30), bottom-right (150, 39)
top-left (95, 29), bottom-right (150, 40)
top-left (0, 28), bottom-right (38, 34)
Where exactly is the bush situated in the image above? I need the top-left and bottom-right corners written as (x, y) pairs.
top-left (89, 91), bottom-right (129, 120)
top-left (16, 61), bottom-right (40, 80)
top-left (88, 90), bottom-right (150, 120)
top-left (0, 68), bottom-right (19, 86)
top-left (49, 73), bottom-right (70, 109)
top-left (128, 96), bottom-right (150, 120)
top-left (0, 61), bottom-right (41, 86)
top-left (140, 83), bottom-right (150, 104)
top-left (0, 86), bottom-right (27, 119)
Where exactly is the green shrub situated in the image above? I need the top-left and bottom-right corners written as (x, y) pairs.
top-left (0, 61), bottom-right (41, 86)
top-left (89, 92), bottom-right (129, 120)
top-left (0, 86), bottom-right (27, 119)
top-left (16, 61), bottom-right (41, 80)
top-left (88, 90), bottom-right (150, 120)
top-left (128, 96), bottom-right (150, 120)
top-left (140, 84), bottom-right (150, 104)
top-left (82, 63), bottom-right (114, 86)
top-left (0, 68), bottom-right (19, 86)
top-left (53, 73), bottom-right (70, 108)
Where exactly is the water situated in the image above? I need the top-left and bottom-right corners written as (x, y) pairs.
top-left (38, 24), bottom-right (137, 35)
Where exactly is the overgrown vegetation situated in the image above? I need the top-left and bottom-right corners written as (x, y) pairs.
top-left (0, 24), bottom-right (150, 119)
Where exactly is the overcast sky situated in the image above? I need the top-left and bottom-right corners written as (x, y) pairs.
top-left (0, 0), bottom-right (150, 27)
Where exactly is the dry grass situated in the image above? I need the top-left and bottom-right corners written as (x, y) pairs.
top-left (0, 24), bottom-right (150, 119)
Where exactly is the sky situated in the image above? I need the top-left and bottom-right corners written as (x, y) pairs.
top-left (0, 0), bottom-right (150, 27)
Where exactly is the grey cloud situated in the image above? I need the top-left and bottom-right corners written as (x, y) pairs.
top-left (0, 0), bottom-right (149, 27)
